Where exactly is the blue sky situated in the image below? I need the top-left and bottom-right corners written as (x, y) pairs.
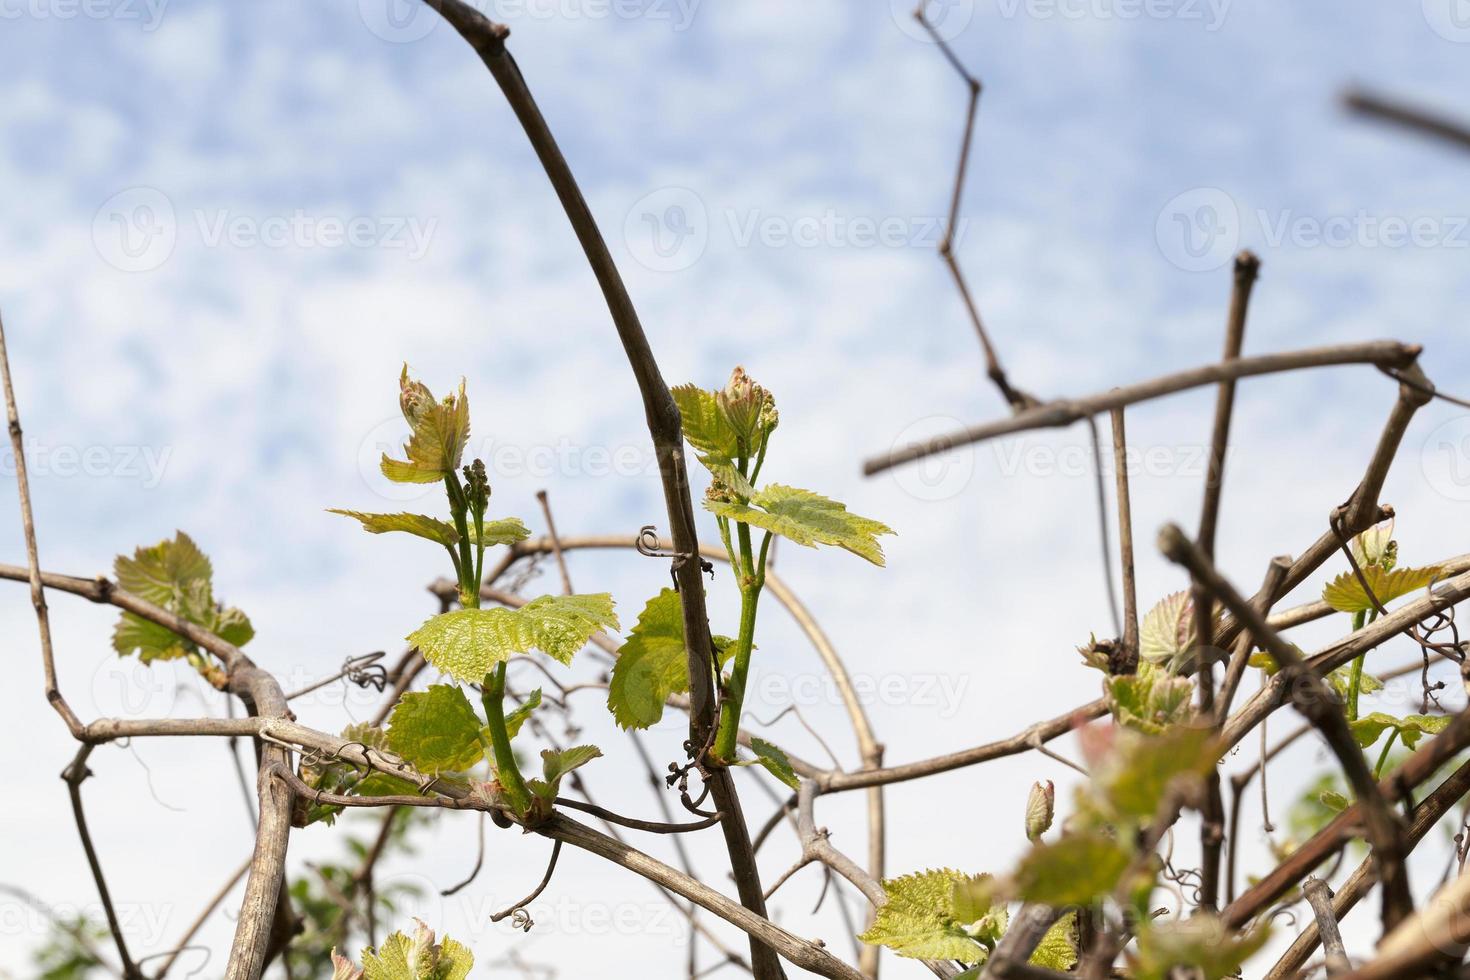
top-left (3, 1), bottom-right (1470, 976)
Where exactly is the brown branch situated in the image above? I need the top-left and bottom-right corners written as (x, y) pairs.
top-left (1158, 524), bottom-right (1412, 934)
top-left (1109, 406), bottom-right (1139, 671)
top-left (62, 745), bottom-right (141, 979)
top-left (1193, 253), bottom-right (1261, 911)
top-left (863, 340), bottom-right (1422, 476)
top-left (1268, 756), bottom-right (1470, 977)
top-left (1345, 88), bottom-right (1470, 153)
top-left (912, 1), bottom-right (1036, 413)
top-left (1222, 703), bottom-right (1470, 930)
top-left (1220, 567), bottom-right (1470, 755)
top-left (0, 310), bottom-right (83, 736)
top-left (1303, 877), bottom-right (1352, 975)
top-left (411, 9), bottom-right (777, 970)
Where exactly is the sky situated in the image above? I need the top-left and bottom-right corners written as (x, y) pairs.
top-left (2, 0), bottom-right (1470, 976)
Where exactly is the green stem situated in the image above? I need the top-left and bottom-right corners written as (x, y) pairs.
top-left (1346, 609), bottom-right (1367, 721)
top-left (444, 474), bottom-right (477, 608)
top-left (1373, 729), bottom-right (1399, 780)
top-left (712, 531), bottom-right (772, 763)
top-left (482, 663), bottom-right (530, 815)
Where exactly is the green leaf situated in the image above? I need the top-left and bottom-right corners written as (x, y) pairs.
top-left (1131, 915), bottom-right (1269, 980)
top-left (1319, 790), bottom-right (1350, 812)
top-left (359, 920), bottom-right (473, 980)
top-left (111, 532), bottom-right (252, 661)
top-left (505, 689), bottom-right (542, 740)
top-left (1107, 663), bottom-right (1196, 735)
top-left (1015, 832), bottom-right (1131, 906)
top-left (1322, 564), bottom-right (1444, 614)
top-left (1098, 727), bottom-right (1219, 821)
top-left (380, 367), bottom-right (471, 484)
top-left (707, 484), bottom-right (895, 566)
top-left (330, 510), bottom-right (529, 551)
top-left (464, 517), bottom-right (531, 548)
top-left (113, 612), bottom-right (190, 663)
top-left (407, 594), bottom-right (618, 682)
top-left (386, 685), bottom-right (486, 773)
top-left (114, 530), bottom-right (213, 604)
top-left (1030, 911), bottom-right (1078, 971)
top-left (529, 745), bottom-right (603, 802)
top-left (1350, 711), bottom-right (1452, 750)
top-left (328, 510), bottom-right (459, 548)
top-left (671, 383), bottom-right (740, 458)
top-left (740, 737), bottom-right (799, 790)
top-left (858, 869), bottom-right (991, 963)
top-left (1138, 591), bottom-right (1219, 667)
top-left (607, 590), bottom-right (735, 730)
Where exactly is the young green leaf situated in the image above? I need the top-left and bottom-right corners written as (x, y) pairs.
top-left (327, 510), bottom-right (460, 548)
top-left (1106, 663), bottom-right (1195, 735)
top-left (671, 383), bottom-right (741, 459)
top-left (1130, 915), bottom-right (1269, 980)
top-left (1030, 911), bottom-right (1079, 971)
top-left (526, 745), bottom-right (603, 804)
top-left (607, 589), bottom-right (735, 730)
top-left (463, 517), bottom-right (531, 548)
top-left (380, 367), bottom-right (471, 485)
top-left (1318, 789), bottom-right (1350, 813)
top-left (407, 594), bottom-right (618, 682)
top-left (386, 685), bottom-right (486, 773)
top-left (1322, 564), bottom-right (1444, 614)
top-left (706, 484), bottom-right (895, 566)
top-left (858, 869), bottom-right (992, 963)
top-left (1096, 726), bottom-right (1219, 820)
top-left (504, 688), bottom-right (542, 740)
top-left (739, 737), bottom-right (800, 790)
top-left (357, 919), bottom-right (473, 980)
top-left (1349, 711), bottom-right (1451, 750)
top-left (1025, 780), bottom-right (1055, 842)
top-left (1137, 591), bottom-right (1219, 667)
top-left (1015, 832), bottom-right (1132, 907)
top-left (111, 532), bottom-right (253, 662)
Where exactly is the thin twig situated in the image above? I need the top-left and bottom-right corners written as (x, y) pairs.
top-left (62, 745), bottom-right (142, 979)
top-left (863, 340), bottom-right (1422, 476)
top-left (0, 309), bottom-right (83, 735)
top-left (1109, 406), bottom-right (1139, 671)
top-left (1302, 877), bottom-right (1352, 975)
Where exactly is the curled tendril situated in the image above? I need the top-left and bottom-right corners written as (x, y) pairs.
top-left (635, 525), bottom-right (714, 591)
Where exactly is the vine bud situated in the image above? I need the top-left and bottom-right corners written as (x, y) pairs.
top-left (1025, 780), bottom-right (1055, 842)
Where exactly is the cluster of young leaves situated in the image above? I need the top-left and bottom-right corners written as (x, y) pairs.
top-left (857, 869), bottom-right (1075, 971)
top-left (110, 531), bottom-right (253, 670)
top-left (673, 368), bottom-right (895, 566)
top-left (861, 723), bottom-right (1268, 978)
top-left (329, 368), bottom-right (614, 820)
top-left (330, 920), bottom-right (472, 980)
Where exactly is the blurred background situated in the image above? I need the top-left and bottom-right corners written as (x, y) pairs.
top-left (2, 0), bottom-right (1470, 975)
